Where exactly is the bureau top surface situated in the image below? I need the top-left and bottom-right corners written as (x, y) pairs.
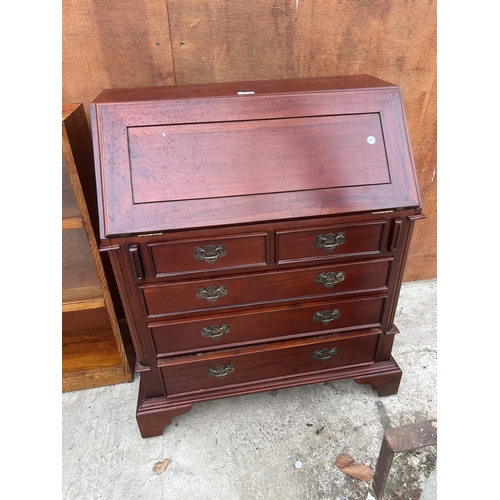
top-left (91, 75), bottom-right (421, 238)
top-left (91, 75), bottom-right (396, 103)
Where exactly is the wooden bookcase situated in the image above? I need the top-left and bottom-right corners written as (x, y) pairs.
top-left (62, 103), bottom-right (134, 392)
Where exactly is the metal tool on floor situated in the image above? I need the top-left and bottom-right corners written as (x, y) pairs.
top-left (372, 419), bottom-right (437, 499)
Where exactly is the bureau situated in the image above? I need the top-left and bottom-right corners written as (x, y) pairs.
top-left (90, 75), bottom-right (423, 438)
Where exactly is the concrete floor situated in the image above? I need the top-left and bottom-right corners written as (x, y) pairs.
top-left (62, 279), bottom-right (437, 500)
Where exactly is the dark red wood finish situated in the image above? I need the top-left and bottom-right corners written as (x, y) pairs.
top-left (91, 75), bottom-right (422, 438)
top-left (147, 232), bottom-right (268, 277)
top-left (159, 331), bottom-right (379, 395)
top-left (127, 114), bottom-right (389, 203)
top-left (91, 75), bottom-right (420, 238)
top-left (150, 294), bottom-right (386, 357)
top-left (141, 258), bottom-right (391, 318)
top-left (276, 219), bottom-right (386, 264)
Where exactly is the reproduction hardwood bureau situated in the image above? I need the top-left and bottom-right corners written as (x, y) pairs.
top-left (90, 75), bottom-right (423, 438)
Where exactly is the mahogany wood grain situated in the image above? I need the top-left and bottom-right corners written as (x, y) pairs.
top-left (136, 404), bottom-right (193, 439)
top-left (110, 211), bottom-right (413, 286)
top-left (141, 258), bottom-right (392, 318)
top-left (354, 357), bottom-right (403, 397)
top-left (159, 332), bottom-right (379, 395)
top-left (136, 354), bottom-right (402, 438)
top-left (91, 74), bottom-right (395, 103)
top-left (91, 76), bottom-right (423, 436)
top-left (91, 78), bottom-right (420, 237)
top-left (150, 295), bottom-right (386, 356)
top-left (379, 217), bottom-right (423, 332)
top-left (276, 220), bottom-right (386, 264)
top-left (127, 114), bottom-right (389, 203)
top-left (104, 247), bottom-right (163, 398)
top-left (375, 326), bottom-right (400, 362)
top-left (148, 232), bottom-right (268, 277)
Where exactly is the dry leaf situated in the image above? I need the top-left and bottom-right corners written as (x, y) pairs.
top-left (334, 454), bottom-right (355, 469)
top-left (340, 464), bottom-right (374, 482)
top-left (153, 458), bottom-right (171, 475)
top-left (335, 454), bottom-right (374, 482)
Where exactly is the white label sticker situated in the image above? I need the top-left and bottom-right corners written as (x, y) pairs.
top-left (367, 136), bottom-right (376, 144)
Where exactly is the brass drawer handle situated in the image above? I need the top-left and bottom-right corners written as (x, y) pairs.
top-left (196, 285), bottom-right (228, 303)
top-left (312, 347), bottom-right (338, 361)
top-left (316, 271), bottom-right (345, 289)
top-left (201, 323), bottom-right (230, 341)
top-left (313, 309), bottom-right (340, 326)
top-left (194, 244), bottom-right (227, 265)
top-left (314, 232), bottom-right (346, 253)
top-left (207, 364), bottom-right (235, 378)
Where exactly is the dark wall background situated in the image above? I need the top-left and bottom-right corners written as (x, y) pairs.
top-left (62, 0), bottom-right (436, 281)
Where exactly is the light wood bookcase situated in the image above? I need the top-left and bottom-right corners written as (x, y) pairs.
top-left (62, 103), bottom-right (134, 392)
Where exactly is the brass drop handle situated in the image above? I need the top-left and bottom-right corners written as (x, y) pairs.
top-left (194, 244), bottom-right (227, 265)
top-left (196, 285), bottom-right (228, 303)
top-left (314, 232), bottom-right (346, 253)
top-left (312, 347), bottom-right (338, 361)
top-left (313, 309), bottom-right (340, 326)
top-left (316, 271), bottom-right (345, 289)
top-left (207, 364), bottom-right (235, 378)
top-left (201, 323), bottom-right (230, 341)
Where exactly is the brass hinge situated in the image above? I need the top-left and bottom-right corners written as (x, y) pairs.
top-left (137, 232), bottom-right (164, 238)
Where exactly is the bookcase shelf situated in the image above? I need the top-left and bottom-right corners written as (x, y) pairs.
top-left (62, 103), bottom-right (135, 392)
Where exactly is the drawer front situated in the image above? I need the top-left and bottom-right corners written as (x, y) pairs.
top-left (159, 332), bottom-right (379, 395)
top-left (142, 258), bottom-right (392, 318)
top-left (151, 296), bottom-right (385, 356)
top-left (276, 220), bottom-right (386, 264)
top-left (147, 233), bottom-right (268, 277)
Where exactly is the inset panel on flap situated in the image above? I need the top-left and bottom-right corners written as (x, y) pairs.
top-left (92, 78), bottom-right (422, 237)
top-left (127, 114), bottom-right (389, 204)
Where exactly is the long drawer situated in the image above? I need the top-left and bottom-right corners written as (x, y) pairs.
top-left (151, 295), bottom-right (385, 356)
top-left (158, 331), bottom-right (379, 395)
top-left (141, 257), bottom-right (392, 318)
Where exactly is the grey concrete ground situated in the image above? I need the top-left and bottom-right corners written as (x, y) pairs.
top-left (62, 279), bottom-right (437, 500)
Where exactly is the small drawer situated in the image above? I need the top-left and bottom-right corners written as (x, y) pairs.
top-left (276, 220), bottom-right (386, 264)
top-left (147, 233), bottom-right (268, 277)
top-left (151, 295), bottom-right (385, 356)
top-left (158, 331), bottom-right (379, 395)
top-left (141, 258), bottom-right (391, 318)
